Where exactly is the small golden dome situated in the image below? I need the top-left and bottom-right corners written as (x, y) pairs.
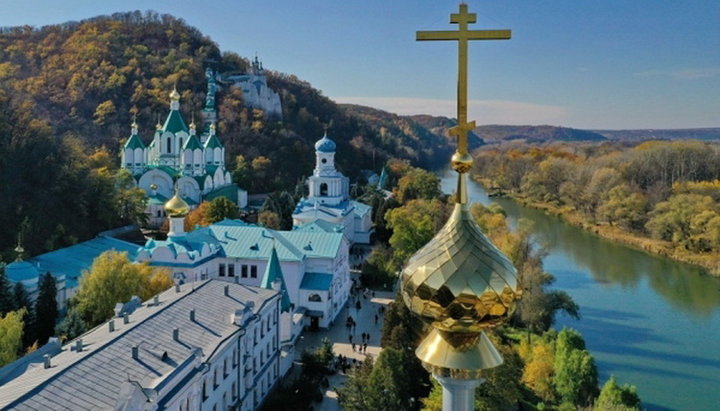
top-left (169, 87), bottom-right (181, 101)
top-left (401, 176), bottom-right (521, 337)
top-left (164, 191), bottom-right (190, 217)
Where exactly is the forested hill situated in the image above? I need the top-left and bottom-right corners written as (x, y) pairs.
top-left (0, 11), bottom-right (452, 259)
top-left (473, 124), bottom-right (607, 142)
top-left (0, 11), bottom-right (451, 179)
top-left (593, 128), bottom-right (720, 141)
top-left (339, 105), bottom-right (453, 165)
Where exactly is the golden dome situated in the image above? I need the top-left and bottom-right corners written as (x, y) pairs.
top-left (400, 175), bottom-right (521, 337)
top-left (169, 87), bottom-right (181, 101)
top-left (164, 191), bottom-right (190, 217)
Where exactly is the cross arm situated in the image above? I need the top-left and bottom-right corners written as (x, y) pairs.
top-left (416, 29), bottom-right (511, 41)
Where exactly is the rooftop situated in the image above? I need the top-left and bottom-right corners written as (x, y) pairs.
top-left (0, 280), bottom-right (278, 410)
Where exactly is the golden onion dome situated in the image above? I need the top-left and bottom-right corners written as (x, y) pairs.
top-left (164, 191), bottom-right (190, 217)
top-left (169, 87), bottom-right (181, 101)
top-left (400, 177), bottom-right (521, 336)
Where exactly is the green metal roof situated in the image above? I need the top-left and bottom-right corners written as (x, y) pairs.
top-left (147, 165), bottom-right (179, 178)
top-left (260, 247), bottom-right (292, 312)
top-left (193, 176), bottom-right (207, 190)
top-left (204, 184), bottom-right (238, 204)
top-left (183, 135), bottom-right (203, 151)
top-left (195, 220), bottom-right (343, 261)
top-left (147, 192), bottom-right (169, 206)
top-left (16, 236), bottom-right (140, 289)
top-left (162, 109), bottom-right (188, 134)
top-left (293, 220), bottom-right (344, 234)
top-left (124, 134), bottom-right (146, 150)
top-left (204, 133), bottom-right (223, 149)
top-left (300, 272), bottom-right (333, 291)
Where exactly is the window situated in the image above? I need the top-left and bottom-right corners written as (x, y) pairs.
top-left (179, 137), bottom-right (183, 150)
top-left (320, 183), bottom-right (328, 196)
top-left (233, 349), bottom-right (237, 368)
top-left (228, 264), bottom-right (235, 277)
top-left (261, 319), bottom-right (265, 337)
top-left (223, 358), bottom-right (228, 378)
top-left (167, 137), bottom-right (172, 153)
top-left (219, 264), bottom-right (226, 277)
top-left (157, 210), bottom-right (162, 217)
top-left (308, 293), bottom-right (322, 302)
top-left (321, 158), bottom-right (327, 164)
top-left (241, 265), bottom-right (248, 278)
top-left (232, 382), bottom-right (237, 400)
top-left (250, 265), bottom-right (257, 278)
top-left (202, 381), bottom-right (208, 401)
top-left (213, 368), bottom-right (218, 389)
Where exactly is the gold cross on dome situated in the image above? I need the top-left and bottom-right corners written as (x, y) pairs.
top-left (417, 3), bottom-right (510, 161)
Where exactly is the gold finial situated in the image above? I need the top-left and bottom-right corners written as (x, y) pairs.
top-left (403, 3), bottom-right (518, 378)
top-left (131, 113), bottom-right (138, 129)
top-left (169, 86), bottom-right (181, 101)
top-left (190, 113), bottom-right (196, 130)
top-left (155, 113), bottom-right (162, 130)
top-left (209, 122), bottom-right (216, 134)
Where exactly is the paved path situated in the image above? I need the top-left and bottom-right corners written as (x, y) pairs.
top-left (294, 288), bottom-right (396, 411)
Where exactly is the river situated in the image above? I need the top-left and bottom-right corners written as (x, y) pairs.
top-left (440, 171), bottom-right (720, 411)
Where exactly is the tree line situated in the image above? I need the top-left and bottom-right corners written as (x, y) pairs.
top-left (472, 141), bottom-right (720, 257)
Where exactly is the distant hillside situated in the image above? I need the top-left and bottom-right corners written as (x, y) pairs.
top-left (473, 125), bottom-right (607, 142)
top-left (593, 128), bottom-right (720, 141)
top-left (340, 105), bottom-right (453, 166)
top-left (407, 114), bottom-right (485, 149)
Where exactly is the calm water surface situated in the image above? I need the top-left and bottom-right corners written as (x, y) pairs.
top-left (441, 171), bottom-right (720, 411)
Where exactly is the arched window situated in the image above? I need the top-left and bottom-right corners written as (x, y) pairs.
top-left (320, 183), bottom-right (328, 196)
top-left (179, 137), bottom-right (183, 150)
top-left (308, 293), bottom-right (322, 302)
top-left (166, 137), bottom-right (172, 153)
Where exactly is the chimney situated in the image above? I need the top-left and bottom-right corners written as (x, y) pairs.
top-left (224, 285), bottom-right (229, 297)
top-left (175, 284), bottom-right (181, 293)
top-left (132, 346), bottom-right (139, 360)
top-left (75, 339), bottom-right (83, 353)
top-left (153, 295), bottom-right (160, 306)
top-left (123, 312), bottom-right (130, 324)
top-left (109, 320), bottom-right (115, 332)
top-left (190, 309), bottom-right (196, 322)
top-left (173, 328), bottom-right (180, 342)
top-left (43, 354), bottom-right (51, 369)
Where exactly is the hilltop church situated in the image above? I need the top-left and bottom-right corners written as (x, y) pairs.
top-left (121, 69), bottom-right (247, 227)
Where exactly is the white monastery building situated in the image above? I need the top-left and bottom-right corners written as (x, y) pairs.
top-left (0, 281), bottom-right (283, 410)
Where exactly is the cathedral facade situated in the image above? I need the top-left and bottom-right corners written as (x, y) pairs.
top-left (121, 70), bottom-right (247, 227)
top-left (291, 133), bottom-right (373, 244)
top-left (223, 57), bottom-right (282, 119)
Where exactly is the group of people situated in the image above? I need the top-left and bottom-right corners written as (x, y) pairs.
top-left (348, 332), bottom-right (372, 353)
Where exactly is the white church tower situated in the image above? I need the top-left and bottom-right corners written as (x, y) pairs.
top-left (292, 132), bottom-right (373, 244)
top-left (307, 133), bottom-right (349, 206)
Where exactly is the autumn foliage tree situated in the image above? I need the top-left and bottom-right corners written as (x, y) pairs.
top-left (74, 251), bottom-right (172, 326)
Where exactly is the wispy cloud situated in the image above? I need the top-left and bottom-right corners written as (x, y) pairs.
top-left (333, 97), bottom-right (569, 125)
top-left (634, 67), bottom-right (720, 80)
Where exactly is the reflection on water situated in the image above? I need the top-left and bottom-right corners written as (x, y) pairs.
top-left (440, 171), bottom-right (720, 410)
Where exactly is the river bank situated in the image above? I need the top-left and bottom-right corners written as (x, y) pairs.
top-left (473, 176), bottom-right (720, 277)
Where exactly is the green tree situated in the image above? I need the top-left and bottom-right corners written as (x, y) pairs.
top-left (554, 328), bottom-right (598, 406)
top-left (260, 191), bottom-right (296, 230)
top-left (646, 194), bottom-right (717, 248)
top-left (385, 199), bottom-right (449, 265)
top-left (35, 273), bottom-right (58, 344)
top-left (232, 154), bottom-right (253, 189)
top-left (0, 309), bottom-right (25, 366)
top-left (598, 184), bottom-right (648, 230)
top-left (395, 168), bottom-right (441, 203)
top-left (206, 197), bottom-right (240, 224)
top-left (596, 376), bottom-right (641, 411)
top-left (75, 251), bottom-right (172, 326)
top-left (115, 168), bottom-right (149, 226)
top-left (55, 309), bottom-right (87, 342)
top-left (0, 266), bottom-right (12, 315)
top-left (337, 357), bottom-right (374, 410)
top-left (12, 282), bottom-right (36, 348)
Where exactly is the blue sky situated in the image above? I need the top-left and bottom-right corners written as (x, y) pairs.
top-left (2, 0), bottom-right (719, 129)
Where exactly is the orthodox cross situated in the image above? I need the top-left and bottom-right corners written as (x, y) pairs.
top-left (417, 3), bottom-right (510, 162)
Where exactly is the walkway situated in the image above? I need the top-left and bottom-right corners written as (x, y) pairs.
top-left (294, 287), bottom-right (396, 411)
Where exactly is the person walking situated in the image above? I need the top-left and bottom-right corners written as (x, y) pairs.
top-left (352, 342), bottom-right (356, 351)
top-left (374, 314), bottom-right (378, 325)
top-left (363, 342), bottom-right (368, 353)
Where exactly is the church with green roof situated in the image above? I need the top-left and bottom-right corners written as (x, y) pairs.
top-left (121, 68), bottom-right (247, 227)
